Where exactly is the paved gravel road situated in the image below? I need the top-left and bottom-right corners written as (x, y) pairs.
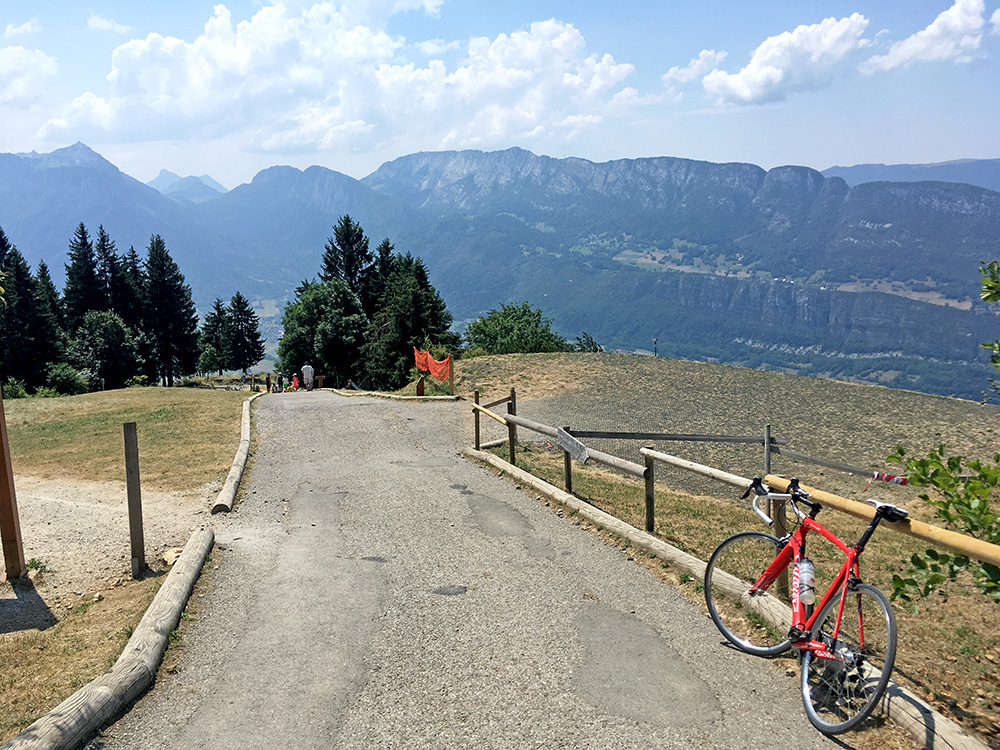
top-left (87, 392), bottom-right (839, 749)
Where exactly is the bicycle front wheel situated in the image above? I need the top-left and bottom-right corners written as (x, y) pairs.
top-left (801, 583), bottom-right (897, 734)
top-left (704, 531), bottom-right (792, 657)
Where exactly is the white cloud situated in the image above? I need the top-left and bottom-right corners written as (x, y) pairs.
top-left (663, 49), bottom-right (727, 84)
top-left (43, 6), bottom-right (640, 156)
top-left (88, 15), bottom-right (132, 34)
top-left (4, 19), bottom-right (40, 40)
top-left (861, 0), bottom-right (986, 73)
top-left (0, 45), bottom-right (57, 104)
top-left (992, 8), bottom-right (1000, 34)
top-left (703, 14), bottom-right (869, 105)
top-left (372, 19), bottom-right (636, 149)
top-left (415, 38), bottom-right (459, 56)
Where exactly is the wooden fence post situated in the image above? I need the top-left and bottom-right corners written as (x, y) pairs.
top-left (474, 391), bottom-right (481, 450)
top-left (644, 453), bottom-right (655, 533)
top-left (449, 360), bottom-right (455, 396)
top-left (507, 398), bottom-right (517, 467)
top-left (765, 425), bottom-right (788, 595)
top-left (0, 392), bottom-right (25, 579)
top-left (563, 426), bottom-right (573, 493)
top-left (123, 423), bottom-right (145, 579)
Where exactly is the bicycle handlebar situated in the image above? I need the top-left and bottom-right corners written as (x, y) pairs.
top-left (744, 476), bottom-right (821, 526)
top-left (743, 476), bottom-right (909, 529)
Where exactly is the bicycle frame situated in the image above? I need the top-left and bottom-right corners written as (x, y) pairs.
top-left (749, 515), bottom-right (860, 657)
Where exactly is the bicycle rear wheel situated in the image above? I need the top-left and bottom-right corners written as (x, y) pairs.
top-left (801, 583), bottom-right (896, 734)
top-left (704, 531), bottom-right (792, 656)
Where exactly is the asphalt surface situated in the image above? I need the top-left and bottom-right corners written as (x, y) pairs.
top-left (86, 392), bottom-right (839, 749)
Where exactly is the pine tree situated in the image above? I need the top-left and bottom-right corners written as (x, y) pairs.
top-left (32, 261), bottom-right (66, 372)
top-left (319, 214), bottom-right (372, 298)
top-left (360, 238), bottom-right (395, 318)
top-left (115, 245), bottom-right (146, 331)
top-left (144, 235), bottom-right (199, 386)
top-left (198, 298), bottom-right (233, 375)
top-left (361, 252), bottom-right (458, 390)
top-left (227, 291), bottom-right (266, 374)
top-left (0, 244), bottom-right (49, 389)
top-left (63, 223), bottom-right (102, 332)
top-left (94, 225), bottom-right (118, 313)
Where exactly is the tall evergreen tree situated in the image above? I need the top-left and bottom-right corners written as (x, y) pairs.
top-left (0, 245), bottom-right (49, 388)
top-left (319, 214), bottom-right (372, 298)
top-left (63, 222), bottom-right (102, 332)
top-left (31, 260), bottom-right (66, 372)
top-left (360, 238), bottom-right (395, 318)
top-left (94, 225), bottom-right (118, 313)
top-left (33, 261), bottom-right (64, 331)
top-left (115, 245), bottom-right (146, 331)
top-left (144, 235), bottom-right (199, 386)
top-left (361, 252), bottom-right (457, 389)
top-left (198, 297), bottom-right (233, 375)
top-left (227, 291), bottom-right (266, 374)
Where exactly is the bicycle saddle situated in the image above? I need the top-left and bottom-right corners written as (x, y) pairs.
top-left (867, 499), bottom-right (908, 523)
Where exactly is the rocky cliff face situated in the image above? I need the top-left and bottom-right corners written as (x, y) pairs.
top-left (365, 148), bottom-right (1000, 297)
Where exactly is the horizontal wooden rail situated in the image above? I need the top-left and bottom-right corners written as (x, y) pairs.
top-left (483, 395), bottom-right (513, 410)
top-left (769, 445), bottom-right (870, 477)
top-left (765, 475), bottom-right (1000, 568)
top-left (573, 430), bottom-right (785, 445)
top-left (506, 413), bottom-right (647, 479)
top-left (471, 402), bottom-right (508, 425)
top-left (639, 448), bottom-right (750, 488)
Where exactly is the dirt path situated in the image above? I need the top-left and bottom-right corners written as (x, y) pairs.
top-left (77, 391), bottom-right (851, 750)
top-left (2, 477), bottom-right (213, 631)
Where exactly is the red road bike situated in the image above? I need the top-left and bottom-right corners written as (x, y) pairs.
top-left (704, 477), bottom-right (908, 734)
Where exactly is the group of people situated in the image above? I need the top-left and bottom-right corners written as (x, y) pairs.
top-left (265, 363), bottom-right (315, 393)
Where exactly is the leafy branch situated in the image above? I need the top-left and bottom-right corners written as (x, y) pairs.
top-left (886, 445), bottom-right (1000, 603)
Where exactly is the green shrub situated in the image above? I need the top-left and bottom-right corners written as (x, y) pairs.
top-left (2, 377), bottom-right (27, 399)
top-left (31, 387), bottom-right (62, 399)
top-left (45, 362), bottom-right (88, 395)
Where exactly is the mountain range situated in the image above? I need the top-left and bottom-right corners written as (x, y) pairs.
top-left (822, 158), bottom-right (1000, 193)
top-left (1, 142), bottom-right (997, 400)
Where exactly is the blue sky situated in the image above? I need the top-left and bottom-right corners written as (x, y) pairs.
top-left (2, 0), bottom-right (998, 188)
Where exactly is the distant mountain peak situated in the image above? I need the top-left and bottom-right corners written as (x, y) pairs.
top-left (148, 169), bottom-right (227, 197)
top-left (18, 141), bottom-right (117, 172)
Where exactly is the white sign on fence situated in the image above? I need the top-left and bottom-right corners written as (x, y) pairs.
top-left (556, 427), bottom-right (590, 464)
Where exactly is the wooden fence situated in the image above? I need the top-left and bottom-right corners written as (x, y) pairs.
top-left (470, 391), bottom-right (1000, 569)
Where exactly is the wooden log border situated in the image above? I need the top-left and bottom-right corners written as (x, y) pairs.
top-left (465, 447), bottom-right (990, 750)
top-left (331, 389), bottom-right (459, 401)
top-left (1, 528), bottom-right (215, 750)
top-left (212, 392), bottom-right (266, 514)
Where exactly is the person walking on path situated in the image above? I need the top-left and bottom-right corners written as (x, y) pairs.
top-left (301, 362), bottom-right (315, 391)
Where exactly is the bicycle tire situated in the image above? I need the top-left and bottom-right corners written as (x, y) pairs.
top-left (704, 531), bottom-right (793, 657)
top-left (801, 583), bottom-right (897, 734)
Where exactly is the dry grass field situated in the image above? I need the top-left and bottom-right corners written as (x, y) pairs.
top-left (456, 352), bottom-right (1000, 746)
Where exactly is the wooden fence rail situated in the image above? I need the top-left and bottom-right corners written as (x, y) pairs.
top-left (570, 430), bottom-right (785, 446)
top-left (470, 397), bottom-right (1000, 569)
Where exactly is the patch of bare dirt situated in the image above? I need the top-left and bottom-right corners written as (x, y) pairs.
top-left (0, 475), bottom-right (214, 741)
